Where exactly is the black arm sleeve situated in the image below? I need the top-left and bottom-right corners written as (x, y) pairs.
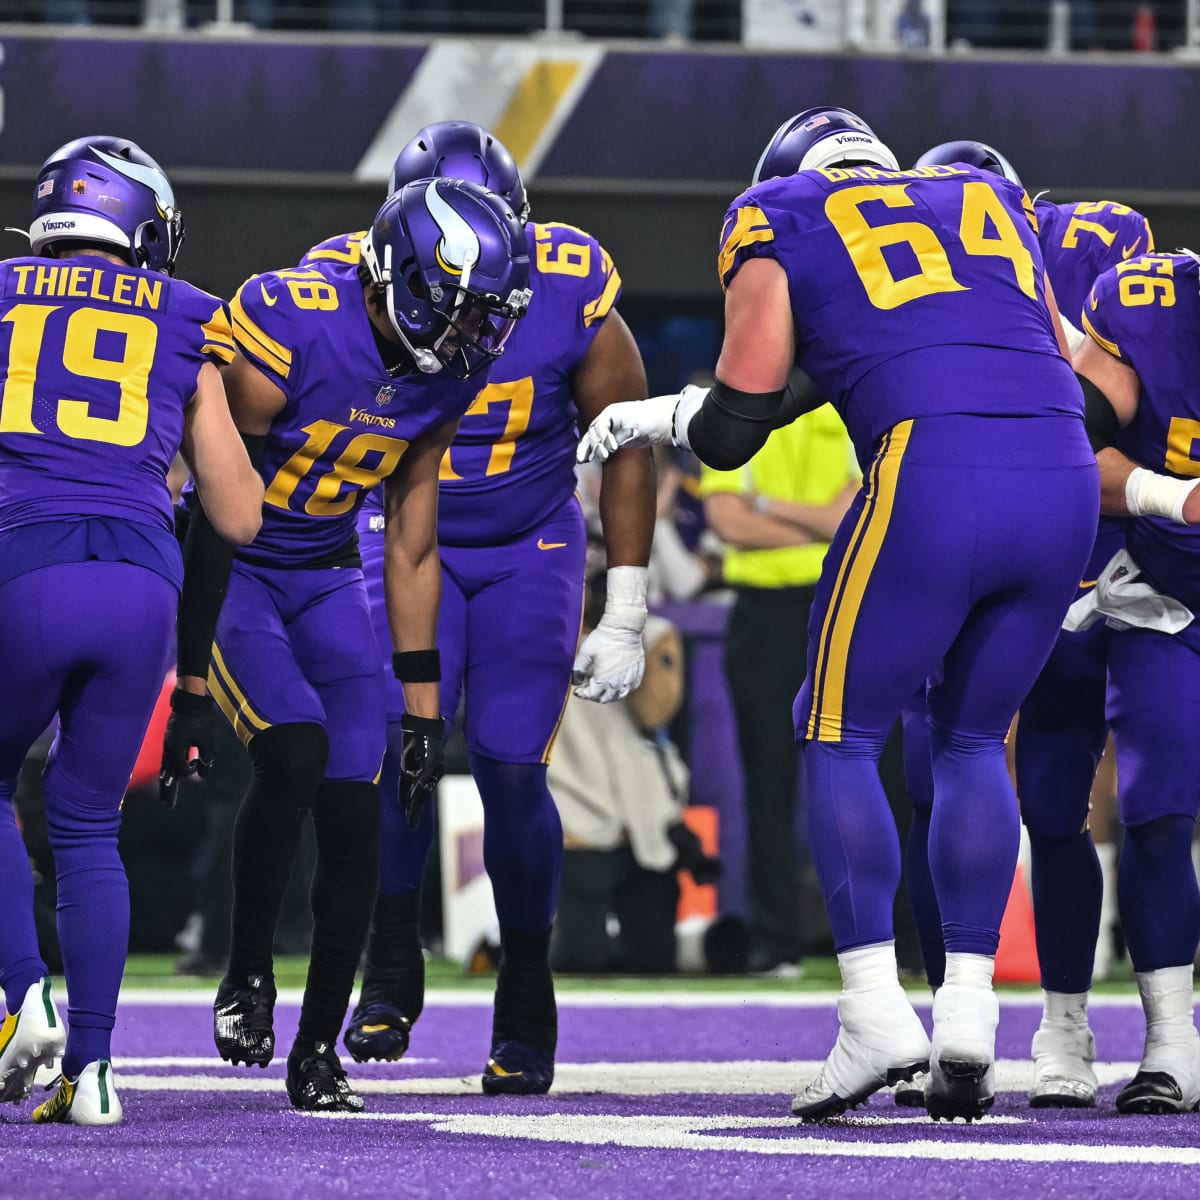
top-left (772, 369), bottom-right (827, 429)
top-left (175, 434), bottom-right (266, 679)
top-left (1079, 372), bottom-right (1119, 453)
top-left (685, 377), bottom-right (785, 472)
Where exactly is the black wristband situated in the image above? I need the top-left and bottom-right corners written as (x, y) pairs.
top-left (400, 713), bottom-right (444, 736)
top-left (392, 649), bottom-right (441, 682)
top-left (170, 689), bottom-right (213, 714)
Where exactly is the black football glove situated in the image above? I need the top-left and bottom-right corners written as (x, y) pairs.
top-left (667, 820), bottom-right (722, 887)
top-left (399, 713), bottom-right (445, 829)
top-left (158, 689), bottom-right (217, 809)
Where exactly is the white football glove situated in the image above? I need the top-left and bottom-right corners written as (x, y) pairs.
top-left (572, 565), bottom-right (648, 702)
top-left (576, 386), bottom-right (708, 465)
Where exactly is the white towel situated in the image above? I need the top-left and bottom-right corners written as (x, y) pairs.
top-left (1063, 548), bottom-right (1193, 635)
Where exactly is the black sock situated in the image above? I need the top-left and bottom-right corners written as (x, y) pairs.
top-left (228, 723), bottom-right (328, 980)
top-left (295, 780), bottom-right (380, 1056)
top-left (362, 891), bottom-right (426, 1021)
top-left (493, 926), bottom-right (556, 1053)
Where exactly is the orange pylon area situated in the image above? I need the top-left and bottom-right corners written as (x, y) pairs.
top-left (994, 863), bottom-right (1040, 984)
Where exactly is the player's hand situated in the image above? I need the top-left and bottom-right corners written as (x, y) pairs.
top-left (399, 713), bottom-right (445, 829)
top-left (1183, 482), bottom-right (1200, 526)
top-left (572, 565), bottom-right (649, 703)
top-left (572, 621), bottom-right (646, 702)
top-left (577, 392), bottom-right (686, 464)
top-left (158, 689), bottom-right (217, 809)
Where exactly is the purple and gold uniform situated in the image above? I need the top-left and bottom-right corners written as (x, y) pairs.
top-left (209, 261), bottom-right (477, 782)
top-left (1084, 253), bottom-right (1200, 845)
top-left (1087, 255), bottom-right (1200, 611)
top-left (719, 163), bottom-right (1098, 956)
top-left (906, 195), bottom-right (1157, 993)
top-left (306, 222), bottom-right (619, 765)
top-left (0, 253), bottom-right (234, 1072)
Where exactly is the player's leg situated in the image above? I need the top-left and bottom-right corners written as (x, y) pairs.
top-left (284, 569), bottom-right (388, 1112)
top-left (5, 563), bottom-right (174, 1124)
top-left (345, 547), bottom-right (468, 1063)
top-left (1106, 628), bottom-right (1200, 1115)
top-left (0, 570), bottom-right (74, 1105)
top-left (462, 502), bottom-right (586, 1095)
top-left (792, 423), bottom-right (987, 1119)
top-left (1017, 620), bottom-right (1111, 1108)
top-left (723, 586), bottom-right (810, 972)
top-left (208, 564), bottom-right (329, 1069)
top-left (900, 683), bottom-right (943, 990)
top-left (925, 445), bottom-right (1097, 1122)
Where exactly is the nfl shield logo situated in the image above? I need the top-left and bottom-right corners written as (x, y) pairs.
top-left (374, 384), bottom-right (396, 407)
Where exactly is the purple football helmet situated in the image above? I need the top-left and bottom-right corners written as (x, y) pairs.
top-left (29, 135), bottom-right (183, 275)
top-left (389, 121), bottom-right (529, 224)
top-left (914, 140), bottom-right (1023, 188)
top-left (753, 107), bottom-right (899, 184)
top-left (360, 177), bottom-right (532, 382)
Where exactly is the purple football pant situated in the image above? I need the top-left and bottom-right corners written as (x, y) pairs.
top-left (210, 561), bottom-right (384, 783)
top-left (1107, 627), bottom-right (1200, 971)
top-left (0, 562), bottom-right (174, 1075)
top-left (795, 415), bottom-right (1098, 956)
top-left (370, 500), bottom-right (584, 925)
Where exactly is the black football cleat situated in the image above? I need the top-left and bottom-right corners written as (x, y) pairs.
top-left (1116, 1070), bottom-right (1200, 1115)
top-left (286, 1043), bottom-right (364, 1113)
top-left (343, 1002), bottom-right (412, 1064)
top-left (213, 974), bottom-right (276, 1068)
top-left (482, 1039), bottom-right (555, 1096)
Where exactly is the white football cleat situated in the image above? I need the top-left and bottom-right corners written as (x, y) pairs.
top-left (1117, 968), bottom-right (1200, 1115)
top-left (1030, 1009), bottom-right (1097, 1108)
top-left (893, 1069), bottom-right (928, 1108)
top-left (0, 978), bottom-right (66, 1104)
top-left (791, 987), bottom-right (931, 1120)
top-left (33, 1059), bottom-right (122, 1126)
top-left (928, 983), bottom-right (998, 1122)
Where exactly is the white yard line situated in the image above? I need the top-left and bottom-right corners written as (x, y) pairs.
top-left (113, 1058), bottom-right (1143, 1095)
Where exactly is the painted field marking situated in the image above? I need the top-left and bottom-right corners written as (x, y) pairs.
top-left (114, 1056), bottom-right (436, 1069)
top-left (116, 988), bottom-right (1148, 1009)
top-left (300, 1110), bottom-right (1200, 1166)
top-left (114, 1058), bottom-right (1144, 1096)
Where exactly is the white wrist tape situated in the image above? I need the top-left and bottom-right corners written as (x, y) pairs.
top-left (1125, 467), bottom-right (1200, 524)
top-left (602, 565), bottom-right (649, 631)
top-left (670, 385), bottom-right (708, 451)
top-left (1060, 314), bottom-right (1087, 357)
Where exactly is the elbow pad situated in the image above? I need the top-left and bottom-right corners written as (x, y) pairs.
top-left (685, 377), bottom-right (785, 472)
top-left (1078, 372), bottom-right (1118, 452)
top-left (773, 370), bottom-right (826, 428)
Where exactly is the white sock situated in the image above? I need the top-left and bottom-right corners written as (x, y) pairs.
top-left (1042, 989), bottom-right (1090, 1027)
top-left (944, 952), bottom-right (995, 991)
top-left (838, 941), bottom-right (899, 993)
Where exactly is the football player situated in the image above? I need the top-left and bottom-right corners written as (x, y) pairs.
top-left (901, 140), bottom-right (1154, 1109)
top-left (0, 136), bottom-right (262, 1125)
top-left (161, 178), bottom-right (531, 1111)
top-left (1072, 248), bottom-right (1200, 1113)
top-left (579, 107), bottom-right (1098, 1121)
top-left (303, 122), bottom-right (655, 1094)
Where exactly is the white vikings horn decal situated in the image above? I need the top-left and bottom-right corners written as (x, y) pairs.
top-left (425, 181), bottom-right (480, 279)
top-left (91, 146), bottom-right (176, 215)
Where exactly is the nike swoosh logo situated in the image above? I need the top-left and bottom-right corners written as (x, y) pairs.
top-left (260, 282), bottom-right (277, 306)
top-left (537, 539), bottom-right (567, 550)
top-left (1121, 243), bottom-right (1140, 260)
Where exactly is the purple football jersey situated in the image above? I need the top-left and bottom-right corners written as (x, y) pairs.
top-left (228, 260), bottom-right (478, 567)
top-left (0, 254), bottom-right (233, 536)
top-left (720, 163), bottom-right (1080, 461)
top-left (306, 222), bottom-right (620, 546)
top-left (1036, 199), bottom-right (1155, 329)
top-left (1085, 252), bottom-right (1200, 607)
